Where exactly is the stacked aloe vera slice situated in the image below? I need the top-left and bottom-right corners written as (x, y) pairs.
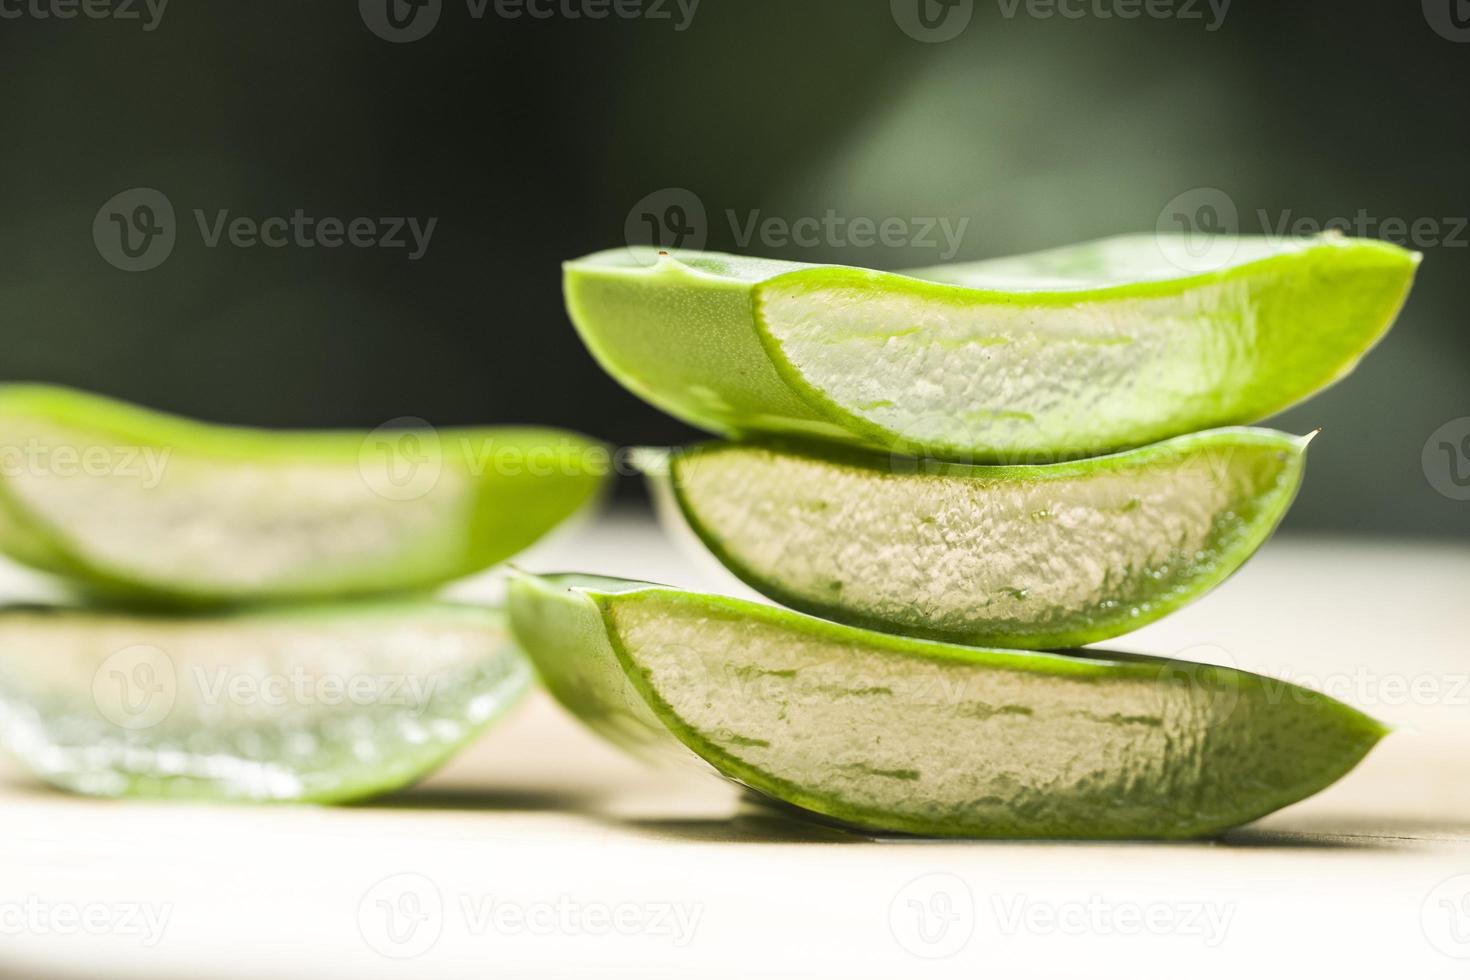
top-left (512, 233), bottom-right (1421, 838)
top-left (0, 385), bottom-right (609, 801)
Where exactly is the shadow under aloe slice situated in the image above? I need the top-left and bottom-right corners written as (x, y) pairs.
top-left (564, 235), bottom-right (1418, 462)
top-left (508, 572), bottom-right (1386, 840)
top-left (0, 600), bottom-right (529, 802)
top-left (0, 384), bottom-right (609, 604)
top-left (639, 427), bottom-right (1306, 649)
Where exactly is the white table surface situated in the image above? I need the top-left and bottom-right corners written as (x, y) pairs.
top-left (2, 510), bottom-right (1467, 980)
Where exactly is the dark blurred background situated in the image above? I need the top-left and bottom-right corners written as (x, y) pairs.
top-left (0, 1), bottom-right (1465, 534)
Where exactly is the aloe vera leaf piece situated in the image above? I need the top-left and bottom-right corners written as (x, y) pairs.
top-left (508, 572), bottom-right (1386, 839)
top-left (564, 235), bottom-right (1418, 461)
top-left (0, 384), bottom-right (610, 604)
top-left (0, 600), bottom-right (529, 802)
top-left (637, 427), bottom-right (1306, 649)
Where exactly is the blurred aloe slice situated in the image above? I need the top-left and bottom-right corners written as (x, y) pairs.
top-left (0, 385), bottom-right (609, 604)
top-left (565, 235), bottom-right (1417, 461)
top-left (0, 601), bottom-right (528, 802)
top-left (508, 572), bottom-right (1385, 839)
top-left (637, 428), bottom-right (1306, 649)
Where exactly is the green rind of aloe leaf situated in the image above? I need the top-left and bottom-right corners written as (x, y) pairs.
top-left (0, 384), bottom-right (611, 605)
top-left (0, 600), bottom-right (529, 803)
top-left (509, 571), bottom-right (1386, 840)
top-left (564, 235), bottom-right (1418, 462)
top-left (639, 427), bottom-right (1308, 649)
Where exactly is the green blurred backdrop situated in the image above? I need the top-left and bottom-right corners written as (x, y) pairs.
top-left (0, 0), bottom-right (1465, 533)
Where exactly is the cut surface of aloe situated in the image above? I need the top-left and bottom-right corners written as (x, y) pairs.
top-left (508, 572), bottom-right (1385, 839)
top-left (0, 385), bottom-right (609, 603)
top-left (640, 428), bottom-right (1305, 649)
top-left (0, 600), bottom-right (529, 802)
top-left (565, 235), bottom-right (1417, 461)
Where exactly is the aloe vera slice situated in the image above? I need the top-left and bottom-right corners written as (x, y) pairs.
top-left (639, 427), bottom-right (1306, 649)
top-left (0, 385), bottom-right (609, 603)
top-left (509, 572), bottom-right (1385, 839)
top-left (0, 600), bottom-right (528, 802)
top-left (565, 235), bottom-right (1417, 461)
